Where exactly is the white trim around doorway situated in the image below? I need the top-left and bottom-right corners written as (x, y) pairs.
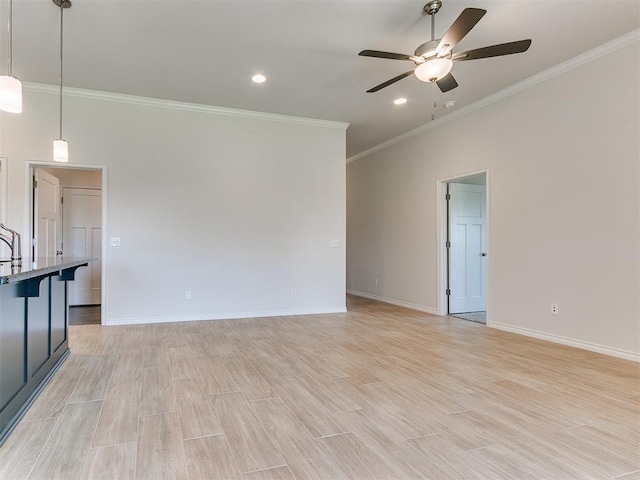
top-left (24, 161), bottom-right (108, 326)
top-left (0, 157), bottom-right (6, 225)
top-left (436, 169), bottom-right (491, 325)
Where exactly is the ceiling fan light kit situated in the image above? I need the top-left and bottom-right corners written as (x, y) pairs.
top-left (414, 58), bottom-right (453, 82)
top-left (359, 1), bottom-right (532, 94)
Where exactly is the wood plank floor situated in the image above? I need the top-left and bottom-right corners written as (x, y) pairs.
top-left (1, 295), bottom-right (638, 479)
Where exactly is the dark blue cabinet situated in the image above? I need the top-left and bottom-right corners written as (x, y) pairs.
top-left (0, 261), bottom-right (88, 445)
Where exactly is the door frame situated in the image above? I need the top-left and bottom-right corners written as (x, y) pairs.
top-left (24, 161), bottom-right (108, 325)
top-left (0, 158), bottom-right (6, 260)
top-left (0, 157), bottom-right (6, 225)
top-left (436, 168), bottom-right (491, 324)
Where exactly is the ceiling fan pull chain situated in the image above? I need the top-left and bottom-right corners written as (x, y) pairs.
top-left (431, 81), bottom-right (437, 121)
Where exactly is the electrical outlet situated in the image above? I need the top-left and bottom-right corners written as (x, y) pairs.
top-left (551, 303), bottom-right (558, 315)
top-left (374, 278), bottom-right (379, 286)
top-left (185, 290), bottom-right (191, 300)
top-left (291, 287), bottom-right (297, 296)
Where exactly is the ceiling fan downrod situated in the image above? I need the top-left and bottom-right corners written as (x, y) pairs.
top-left (415, 1), bottom-right (442, 58)
top-left (424, 0), bottom-right (442, 41)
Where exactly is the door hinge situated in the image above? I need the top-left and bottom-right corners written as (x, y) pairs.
top-left (446, 289), bottom-right (451, 296)
top-left (445, 193), bottom-right (451, 201)
top-left (33, 178), bottom-right (38, 188)
top-left (446, 241), bottom-right (451, 248)
top-left (61, 196), bottom-right (63, 204)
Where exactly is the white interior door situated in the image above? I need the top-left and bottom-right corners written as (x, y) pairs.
top-left (448, 183), bottom-right (486, 313)
top-left (63, 187), bottom-right (102, 305)
top-left (34, 169), bottom-right (61, 261)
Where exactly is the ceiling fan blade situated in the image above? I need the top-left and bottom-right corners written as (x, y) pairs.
top-left (359, 50), bottom-right (413, 61)
top-left (452, 39), bottom-right (532, 61)
top-left (436, 8), bottom-right (486, 57)
top-left (436, 73), bottom-right (458, 93)
top-left (366, 70), bottom-right (415, 93)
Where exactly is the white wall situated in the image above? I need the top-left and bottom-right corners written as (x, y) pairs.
top-left (347, 40), bottom-right (640, 360)
top-left (1, 87), bottom-right (347, 325)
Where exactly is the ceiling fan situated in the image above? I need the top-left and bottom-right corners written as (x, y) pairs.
top-left (359, 0), bottom-right (532, 93)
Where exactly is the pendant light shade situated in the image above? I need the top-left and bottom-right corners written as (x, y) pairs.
top-left (0, 75), bottom-right (22, 113)
top-left (0, 0), bottom-right (23, 113)
top-left (53, 139), bottom-right (68, 162)
top-left (414, 58), bottom-right (453, 82)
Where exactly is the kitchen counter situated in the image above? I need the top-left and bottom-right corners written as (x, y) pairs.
top-left (0, 257), bottom-right (95, 445)
top-left (0, 257), bottom-right (96, 284)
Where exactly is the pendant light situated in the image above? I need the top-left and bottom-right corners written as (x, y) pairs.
top-left (0, 0), bottom-right (22, 113)
top-left (52, 0), bottom-right (71, 163)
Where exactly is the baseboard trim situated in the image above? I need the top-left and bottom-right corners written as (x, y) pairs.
top-left (490, 322), bottom-right (639, 363)
top-left (105, 306), bottom-right (347, 326)
top-left (346, 290), bottom-right (439, 316)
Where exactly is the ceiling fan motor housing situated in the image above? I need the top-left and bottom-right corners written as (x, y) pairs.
top-left (414, 39), bottom-right (441, 59)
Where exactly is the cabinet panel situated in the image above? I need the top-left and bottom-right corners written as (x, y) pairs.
top-left (0, 284), bottom-right (26, 412)
top-left (27, 278), bottom-right (50, 378)
top-left (51, 276), bottom-right (67, 353)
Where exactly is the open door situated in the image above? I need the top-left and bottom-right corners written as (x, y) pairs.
top-left (447, 181), bottom-right (487, 316)
top-left (33, 169), bottom-right (62, 261)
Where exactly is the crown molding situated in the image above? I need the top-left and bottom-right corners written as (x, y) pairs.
top-left (347, 28), bottom-right (640, 164)
top-left (24, 83), bottom-right (350, 131)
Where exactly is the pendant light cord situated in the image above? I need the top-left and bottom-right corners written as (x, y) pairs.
top-left (7, 0), bottom-right (12, 75)
top-left (59, 2), bottom-right (63, 139)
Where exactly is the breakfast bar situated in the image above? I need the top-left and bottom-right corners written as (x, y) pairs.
top-left (0, 257), bottom-right (94, 445)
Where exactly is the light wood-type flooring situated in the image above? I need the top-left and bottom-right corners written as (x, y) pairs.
top-left (1, 295), bottom-right (639, 479)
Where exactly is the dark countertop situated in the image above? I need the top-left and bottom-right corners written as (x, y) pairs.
top-left (0, 257), bottom-right (98, 284)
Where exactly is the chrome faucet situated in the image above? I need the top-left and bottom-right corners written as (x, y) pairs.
top-left (0, 224), bottom-right (22, 266)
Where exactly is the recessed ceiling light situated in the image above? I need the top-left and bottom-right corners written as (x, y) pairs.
top-left (444, 100), bottom-right (456, 108)
top-left (393, 97), bottom-right (407, 105)
top-left (251, 73), bottom-right (266, 84)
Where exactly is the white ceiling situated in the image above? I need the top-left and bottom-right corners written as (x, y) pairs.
top-left (8, 0), bottom-right (640, 157)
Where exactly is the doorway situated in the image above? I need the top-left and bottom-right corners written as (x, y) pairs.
top-left (28, 163), bottom-right (105, 325)
top-left (438, 171), bottom-right (489, 324)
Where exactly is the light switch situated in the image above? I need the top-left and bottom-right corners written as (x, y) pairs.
top-left (329, 239), bottom-right (340, 248)
top-left (110, 237), bottom-right (121, 247)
